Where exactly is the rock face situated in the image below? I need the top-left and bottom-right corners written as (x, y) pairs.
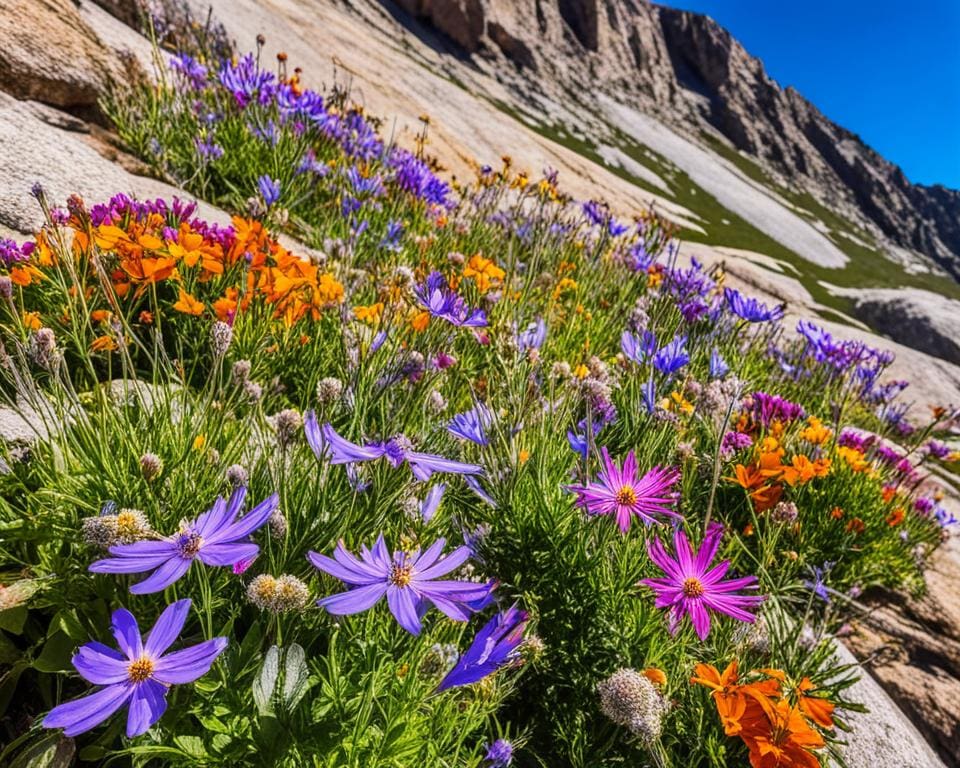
top-left (846, 289), bottom-right (960, 367)
top-left (382, 0), bottom-right (960, 281)
top-left (845, 534), bottom-right (960, 765)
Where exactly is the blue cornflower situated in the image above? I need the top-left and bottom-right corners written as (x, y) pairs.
top-left (621, 329), bottom-right (657, 365)
top-left (448, 403), bottom-right (493, 446)
top-left (710, 349), bottom-right (729, 379)
top-left (257, 175), bottom-right (281, 207)
top-left (437, 605), bottom-right (527, 691)
top-left (724, 288), bottom-right (784, 323)
top-left (653, 335), bottom-right (689, 375)
top-left (89, 487), bottom-right (278, 594)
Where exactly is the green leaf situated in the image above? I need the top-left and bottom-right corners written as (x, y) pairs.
top-left (281, 643), bottom-right (310, 712)
top-left (173, 735), bottom-right (207, 759)
top-left (0, 606), bottom-right (28, 635)
top-left (252, 644), bottom-right (279, 717)
top-left (49, 610), bottom-right (84, 642)
top-left (33, 632), bottom-right (74, 673)
top-left (8, 732), bottom-right (75, 768)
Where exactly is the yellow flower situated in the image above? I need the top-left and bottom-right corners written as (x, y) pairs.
top-left (193, 434), bottom-right (206, 451)
top-left (800, 416), bottom-right (832, 445)
top-left (21, 311), bottom-right (42, 330)
top-left (552, 277), bottom-right (578, 300)
top-left (573, 363), bottom-right (590, 379)
top-left (353, 302), bottom-right (384, 324)
top-left (518, 449), bottom-right (530, 465)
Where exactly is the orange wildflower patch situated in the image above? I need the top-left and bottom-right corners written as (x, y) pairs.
top-left (693, 663), bottom-right (832, 768)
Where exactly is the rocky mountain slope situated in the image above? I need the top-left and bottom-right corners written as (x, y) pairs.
top-left (392, 0), bottom-right (960, 281)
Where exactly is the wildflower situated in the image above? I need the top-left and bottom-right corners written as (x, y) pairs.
top-left (484, 739), bottom-right (514, 767)
top-left (82, 508), bottom-right (152, 549)
top-left (257, 175), bottom-right (281, 206)
top-left (569, 448), bottom-right (680, 533)
top-left (642, 523), bottom-right (764, 640)
top-left (172, 288), bottom-right (205, 316)
top-left (316, 376), bottom-right (344, 405)
top-left (448, 403), bottom-right (493, 446)
top-left (305, 415), bottom-right (483, 481)
top-left (210, 321), bottom-right (232, 357)
top-left (621, 329), bottom-right (658, 366)
top-left (89, 487), bottom-right (279, 594)
top-left (308, 535), bottom-right (493, 635)
top-left (463, 253), bottom-right (505, 293)
top-left (271, 408), bottom-right (302, 446)
top-left (710, 349), bottom-right (730, 379)
top-left (420, 642), bottom-right (459, 677)
top-left (414, 271), bottom-right (487, 327)
top-left (516, 317), bottom-right (547, 351)
top-left (268, 508), bottom-right (288, 538)
top-left (437, 604), bottom-right (527, 690)
top-left (770, 501), bottom-right (798, 524)
top-left (597, 668), bottom-right (667, 743)
top-left (28, 327), bottom-right (58, 370)
top-left (804, 564), bottom-right (832, 602)
top-left (43, 600), bottom-right (226, 737)
top-left (724, 288), bottom-right (784, 323)
top-left (225, 463), bottom-right (248, 488)
top-left (886, 507), bottom-right (905, 526)
top-left (139, 453), bottom-right (163, 482)
top-left (652, 335), bottom-right (689, 376)
top-left (231, 359), bottom-right (252, 384)
top-left (246, 574), bottom-right (310, 613)
top-left (420, 483), bottom-right (446, 523)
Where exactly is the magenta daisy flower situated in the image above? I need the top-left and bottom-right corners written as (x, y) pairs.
top-left (569, 448), bottom-right (681, 533)
top-left (641, 523), bottom-right (764, 640)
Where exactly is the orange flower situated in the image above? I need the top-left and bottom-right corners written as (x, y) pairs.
top-left (794, 678), bottom-right (835, 730)
top-left (173, 288), bottom-right (205, 316)
top-left (830, 506), bottom-right (843, 520)
top-left (800, 417), bottom-right (831, 445)
top-left (90, 309), bottom-right (112, 324)
top-left (353, 302), bottom-right (384, 324)
top-left (90, 335), bottom-right (118, 352)
top-left (837, 446), bottom-right (869, 472)
top-left (642, 668), bottom-right (666, 686)
top-left (742, 698), bottom-right (825, 768)
top-left (518, 449), bottom-right (530, 465)
top-left (21, 311), bottom-right (42, 330)
top-left (411, 310), bottom-right (430, 332)
top-left (845, 517), bottom-right (865, 535)
top-left (552, 277), bottom-right (578, 300)
top-left (462, 253), bottom-right (504, 293)
top-left (886, 507), bottom-right (905, 526)
top-left (9, 264), bottom-right (44, 287)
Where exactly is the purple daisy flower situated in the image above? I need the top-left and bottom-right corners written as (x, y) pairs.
top-left (569, 448), bottom-right (681, 533)
top-left (724, 288), bottom-right (784, 323)
top-left (89, 487), bottom-right (278, 594)
top-left (43, 599), bottom-right (226, 738)
top-left (308, 535), bottom-right (494, 635)
top-left (257, 175), bottom-right (281, 207)
top-left (414, 271), bottom-right (487, 327)
top-left (515, 317), bottom-right (547, 351)
top-left (652, 335), bottom-right (689, 376)
top-left (641, 523), bottom-right (764, 640)
top-left (304, 414), bottom-right (483, 481)
top-left (437, 604), bottom-right (527, 691)
top-left (621, 329), bottom-right (657, 365)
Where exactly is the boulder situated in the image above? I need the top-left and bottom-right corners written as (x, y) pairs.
top-left (0, 0), bottom-right (114, 111)
top-left (846, 289), bottom-right (960, 367)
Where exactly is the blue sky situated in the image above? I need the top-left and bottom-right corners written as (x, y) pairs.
top-left (659, 1), bottom-right (960, 189)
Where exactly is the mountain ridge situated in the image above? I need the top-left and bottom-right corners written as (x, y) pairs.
top-left (389, 0), bottom-right (960, 280)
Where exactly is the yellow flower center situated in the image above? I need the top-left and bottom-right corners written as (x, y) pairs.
top-left (127, 656), bottom-right (154, 683)
top-left (682, 577), bottom-right (705, 598)
top-left (390, 564), bottom-right (413, 588)
top-left (615, 485), bottom-right (637, 506)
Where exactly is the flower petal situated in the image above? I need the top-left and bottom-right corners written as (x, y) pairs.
top-left (387, 586), bottom-right (422, 635)
top-left (43, 682), bottom-right (133, 737)
top-left (129, 557), bottom-right (192, 595)
top-left (73, 642), bottom-right (129, 685)
top-left (111, 608), bottom-right (142, 659)
top-left (317, 582), bottom-right (387, 615)
top-left (144, 599), bottom-right (191, 657)
top-left (199, 541), bottom-right (259, 567)
top-left (153, 637), bottom-right (228, 684)
top-left (126, 679), bottom-right (168, 737)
